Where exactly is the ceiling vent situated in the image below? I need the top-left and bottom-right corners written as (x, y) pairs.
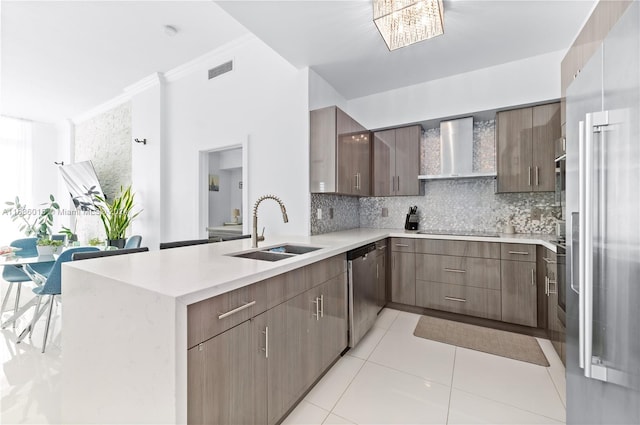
top-left (208, 61), bottom-right (233, 80)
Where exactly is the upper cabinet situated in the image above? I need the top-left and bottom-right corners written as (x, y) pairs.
top-left (310, 106), bottom-right (370, 196)
top-left (372, 125), bottom-right (421, 196)
top-left (496, 102), bottom-right (560, 193)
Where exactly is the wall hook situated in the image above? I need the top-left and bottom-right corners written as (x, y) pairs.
top-left (134, 138), bottom-right (147, 145)
top-left (54, 161), bottom-right (64, 166)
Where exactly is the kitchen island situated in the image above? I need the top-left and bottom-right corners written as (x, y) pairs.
top-left (61, 228), bottom-right (556, 424)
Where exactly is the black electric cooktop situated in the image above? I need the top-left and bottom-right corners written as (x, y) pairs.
top-left (417, 230), bottom-right (500, 238)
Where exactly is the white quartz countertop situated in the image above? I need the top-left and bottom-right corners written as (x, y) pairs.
top-left (64, 228), bottom-right (558, 305)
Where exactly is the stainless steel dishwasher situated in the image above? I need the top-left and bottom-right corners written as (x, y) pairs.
top-left (347, 243), bottom-right (378, 348)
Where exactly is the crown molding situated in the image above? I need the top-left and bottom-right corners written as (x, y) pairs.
top-left (164, 33), bottom-right (255, 83)
top-left (72, 93), bottom-right (131, 125)
top-left (71, 34), bottom-right (256, 124)
top-left (124, 72), bottom-right (164, 95)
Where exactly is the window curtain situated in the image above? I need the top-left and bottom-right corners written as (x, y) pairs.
top-left (0, 116), bottom-right (33, 243)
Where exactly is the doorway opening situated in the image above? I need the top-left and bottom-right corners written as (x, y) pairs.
top-left (198, 142), bottom-right (248, 241)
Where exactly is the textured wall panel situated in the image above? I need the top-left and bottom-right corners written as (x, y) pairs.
top-left (73, 102), bottom-right (132, 242)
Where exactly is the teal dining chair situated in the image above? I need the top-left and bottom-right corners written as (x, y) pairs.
top-left (22, 246), bottom-right (99, 353)
top-left (124, 235), bottom-right (142, 249)
top-left (1, 238), bottom-right (54, 325)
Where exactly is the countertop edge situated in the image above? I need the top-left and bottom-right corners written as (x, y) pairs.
top-left (64, 229), bottom-right (558, 305)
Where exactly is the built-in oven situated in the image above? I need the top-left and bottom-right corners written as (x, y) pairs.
top-left (556, 243), bottom-right (566, 326)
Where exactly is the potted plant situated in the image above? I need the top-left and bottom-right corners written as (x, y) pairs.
top-left (60, 226), bottom-right (78, 244)
top-left (95, 185), bottom-right (141, 249)
top-left (35, 238), bottom-right (64, 255)
top-left (4, 195), bottom-right (61, 254)
top-left (88, 237), bottom-right (104, 247)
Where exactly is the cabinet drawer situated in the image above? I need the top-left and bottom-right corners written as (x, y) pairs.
top-left (306, 255), bottom-right (346, 288)
top-left (390, 238), bottom-right (415, 252)
top-left (501, 243), bottom-right (536, 262)
top-left (187, 282), bottom-right (267, 348)
top-left (416, 254), bottom-right (500, 290)
top-left (415, 239), bottom-right (500, 259)
top-left (416, 280), bottom-right (501, 321)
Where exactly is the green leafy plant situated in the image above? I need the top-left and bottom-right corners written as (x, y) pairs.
top-left (88, 237), bottom-right (103, 246)
top-left (3, 195), bottom-right (60, 238)
top-left (36, 238), bottom-right (64, 247)
top-left (59, 226), bottom-right (78, 242)
top-left (95, 185), bottom-right (141, 241)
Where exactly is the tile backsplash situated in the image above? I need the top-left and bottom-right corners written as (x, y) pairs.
top-left (310, 119), bottom-right (560, 235)
top-left (359, 177), bottom-right (560, 234)
top-left (310, 193), bottom-right (359, 235)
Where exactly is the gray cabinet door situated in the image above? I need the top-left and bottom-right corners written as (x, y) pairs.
top-left (187, 320), bottom-right (262, 425)
top-left (532, 103), bottom-right (560, 192)
top-left (497, 107), bottom-right (534, 193)
top-left (501, 260), bottom-right (538, 327)
top-left (394, 125), bottom-right (421, 196)
top-left (318, 274), bottom-right (349, 371)
top-left (372, 129), bottom-right (395, 196)
top-left (376, 242), bottom-right (387, 310)
top-left (337, 109), bottom-right (370, 196)
top-left (391, 251), bottom-right (416, 305)
top-left (265, 290), bottom-right (315, 425)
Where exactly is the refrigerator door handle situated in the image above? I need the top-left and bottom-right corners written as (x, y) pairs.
top-left (581, 111), bottom-right (610, 382)
top-left (577, 119), bottom-right (587, 371)
top-left (583, 113), bottom-right (594, 378)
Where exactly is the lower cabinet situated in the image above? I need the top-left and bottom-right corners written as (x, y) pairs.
top-left (501, 260), bottom-right (537, 327)
top-left (416, 280), bottom-right (501, 320)
top-left (375, 240), bottom-right (387, 311)
top-left (187, 258), bottom-right (348, 425)
top-left (187, 320), bottom-right (265, 425)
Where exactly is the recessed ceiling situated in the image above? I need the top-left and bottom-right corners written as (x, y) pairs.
top-left (1, 1), bottom-right (248, 123)
top-left (216, 0), bottom-right (596, 99)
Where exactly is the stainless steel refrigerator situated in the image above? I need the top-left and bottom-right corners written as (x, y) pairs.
top-left (565, 2), bottom-right (640, 423)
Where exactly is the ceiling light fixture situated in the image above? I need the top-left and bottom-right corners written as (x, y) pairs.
top-left (373, 0), bottom-right (444, 51)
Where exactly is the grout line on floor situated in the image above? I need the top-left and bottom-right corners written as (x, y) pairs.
top-left (445, 346), bottom-right (457, 425)
top-left (546, 367), bottom-right (566, 409)
top-left (452, 387), bottom-right (565, 423)
top-left (323, 354), bottom-right (368, 414)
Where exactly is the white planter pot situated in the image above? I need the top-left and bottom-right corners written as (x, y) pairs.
top-left (36, 245), bottom-right (61, 256)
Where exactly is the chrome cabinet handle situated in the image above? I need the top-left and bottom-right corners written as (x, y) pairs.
top-left (535, 166), bottom-right (540, 186)
top-left (320, 294), bottom-right (324, 318)
top-left (443, 268), bottom-right (466, 273)
top-left (508, 251), bottom-right (529, 255)
top-left (528, 166), bottom-right (532, 186)
top-left (531, 269), bottom-right (535, 286)
top-left (312, 297), bottom-right (320, 321)
top-left (397, 175), bottom-right (400, 192)
top-left (261, 326), bottom-right (269, 358)
top-left (444, 296), bottom-right (466, 303)
top-left (377, 245), bottom-right (387, 250)
top-left (395, 244), bottom-right (409, 247)
top-left (218, 300), bottom-right (256, 320)
top-left (545, 276), bottom-right (549, 296)
top-left (542, 257), bottom-right (556, 264)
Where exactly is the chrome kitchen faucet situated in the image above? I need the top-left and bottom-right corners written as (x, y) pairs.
top-left (252, 195), bottom-right (288, 248)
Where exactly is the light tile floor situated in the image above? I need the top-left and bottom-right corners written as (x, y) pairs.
top-left (0, 283), bottom-right (566, 425)
top-left (283, 308), bottom-right (566, 425)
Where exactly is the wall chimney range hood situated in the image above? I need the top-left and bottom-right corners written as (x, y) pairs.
top-left (419, 117), bottom-right (496, 180)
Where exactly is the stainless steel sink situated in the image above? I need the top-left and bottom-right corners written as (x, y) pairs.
top-left (231, 250), bottom-right (296, 262)
top-left (263, 244), bottom-right (322, 255)
top-left (228, 244), bottom-right (322, 261)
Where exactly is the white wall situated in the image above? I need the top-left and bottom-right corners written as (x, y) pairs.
top-left (308, 69), bottom-right (348, 111)
top-left (130, 75), bottom-right (164, 250)
top-left (161, 35), bottom-right (309, 242)
top-left (347, 50), bottom-right (564, 129)
top-left (31, 121), bottom-right (68, 234)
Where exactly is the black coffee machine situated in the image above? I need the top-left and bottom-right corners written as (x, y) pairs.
top-left (404, 206), bottom-right (419, 230)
